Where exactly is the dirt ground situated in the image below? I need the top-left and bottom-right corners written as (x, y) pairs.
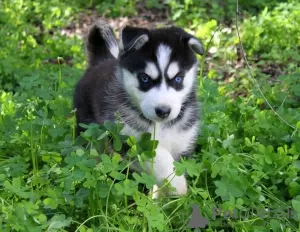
top-left (60, 3), bottom-right (172, 39)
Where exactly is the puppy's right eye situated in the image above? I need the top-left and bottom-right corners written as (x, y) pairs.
top-left (141, 75), bottom-right (149, 83)
top-left (138, 73), bottom-right (150, 81)
top-left (138, 73), bottom-right (152, 91)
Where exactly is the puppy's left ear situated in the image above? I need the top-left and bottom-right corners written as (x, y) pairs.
top-left (120, 26), bottom-right (149, 52)
top-left (187, 37), bottom-right (204, 56)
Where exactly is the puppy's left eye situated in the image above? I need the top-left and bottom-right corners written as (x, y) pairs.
top-left (169, 75), bottom-right (184, 90)
top-left (174, 76), bottom-right (183, 84)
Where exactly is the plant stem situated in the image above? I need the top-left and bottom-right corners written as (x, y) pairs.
top-left (57, 57), bottom-right (63, 90)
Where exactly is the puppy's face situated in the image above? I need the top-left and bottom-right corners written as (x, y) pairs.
top-left (119, 27), bottom-right (203, 123)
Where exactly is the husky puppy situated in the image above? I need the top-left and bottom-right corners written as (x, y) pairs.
top-left (74, 20), bottom-right (203, 196)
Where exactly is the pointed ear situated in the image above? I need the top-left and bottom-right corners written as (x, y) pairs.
top-left (187, 37), bottom-right (204, 56)
top-left (120, 26), bottom-right (149, 52)
top-left (86, 20), bottom-right (119, 65)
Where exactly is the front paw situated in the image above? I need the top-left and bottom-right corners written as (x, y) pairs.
top-left (168, 175), bottom-right (188, 196)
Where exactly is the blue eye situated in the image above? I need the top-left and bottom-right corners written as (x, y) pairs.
top-left (175, 76), bottom-right (183, 83)
top-left (141, 76), bottom-right (149, 83)
top-left (138, 73), bottom-right (153, 91)
top-left (138, 73), bottom-right (151, 83)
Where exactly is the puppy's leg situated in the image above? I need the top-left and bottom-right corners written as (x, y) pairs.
top-left (147, 146), bottom-right (187, 196)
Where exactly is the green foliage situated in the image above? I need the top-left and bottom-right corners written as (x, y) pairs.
top-left (94, 0), bottom-right (137, 17)
top-left (242, 2), bottom-right (300, 62)
top-left (0, 0), bottom-right (300, 231)
top-left (167, 0), bottom-right (287, 25)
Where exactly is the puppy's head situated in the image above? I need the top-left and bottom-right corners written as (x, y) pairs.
top-left (118, 26), bottom-right (204, 123)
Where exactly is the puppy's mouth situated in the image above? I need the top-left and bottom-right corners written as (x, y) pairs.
top-left (141, 111), bottom-right (178, 124)
top-left (146, 116), bottom-right (168, 123)
top-left (137, 102), bottom-right (180, 124)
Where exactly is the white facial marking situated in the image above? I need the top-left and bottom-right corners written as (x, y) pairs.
top-left (121, 68), bottom-right (140, 104)
top-left (167, 62), bottom-right (179, 79)
top-left (122, 54), bottom-right (198, 123)
top-left (145, 62), bottom-right (159, 80)
top-left (156, 44), bottom-right (172, 75)
top-left (138, 64), bottom-right (197, 122)
top-left (181, 64), bottom-right (197, 95)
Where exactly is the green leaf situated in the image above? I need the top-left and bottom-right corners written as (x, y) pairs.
top-left (199, 190), bottom-right (209, 199)
top-left (110, 171), bottom-right (125, 180)
top-left (76, 149), bottom-right (85, 156)
top-left (133, 173), bottom-right (144, 183)
top-left (292, 199), bottom-right (300, 211)
top-left (104, 120), bottom-right (116, 133)
top-left (37, 214), bottom-right (47, 224)
top-left (99, 154), bottom-right (115, 173)
top-left (83, 178), bottom-right (97, 188)
top-left (3, 179), bottom-right (33, 199)
top-left (43, 198), bottom-right (58, 209)
top-left (141, 173), bottom-right (156, 189)
top-left (292, 199), bottom-right (300, 220)
top-left (90, 149), bottom-right (98, 157)
top-left (48, 215), bottom-right (72, 230)
top-left (0, 174), bottom-right (6, 181)
top-left (222, 134), bottom-right (234, 148)
top-left (184, 159), bottom-right (201, 177)
top-left (81, 158), bottom-right (97, 167)
top-left (215, 180), bottom-right (228, 199)
top-left (245, 137), bottom-right (252, 146)
top-left (98, 183), bottom-right (110, 198)
top-left (236, 198), bottom-right (244, 207)
top-left (114, 182), bottom-right (124, 195)
top-left (293, 160), bottom-right (300, 170)
top-left (112, 134), bottom-right (122, 151)
top-left (97, 131), bottom-right (108, 140)
top-left (72, 168), bottom-right (85, 181)
top-left (270, 219), bottom-right (282, 232)
top-left (83, 124), bottom-right (104, 139)
top-left (264, 153), bottom-right (273, 164)
top-left (142, 150), bottom-right (156, 159)
top-left (215, 176), bottom-right (247, 200)
top-left (124, 179), bottom-right (137, 196)
top-left (127, 136), bottom-right (137, 146)
top-left (127, 146), bottom-right (138, 157)
top-left (112, 153), bottom-right (121, 166)
top-left (174, 162), bottom-right (185, 176)
top-left (12, 177), bottom-right (21, 189)
top-left (100, 154), bottom-right (111, 164)
top-left (41, 151), bottom-right (62, 163)
top-left (289, 182), bottom-right (300, 196)
top-left (229, 177), bottom-right (248, 197)
top-left (140, 133), bottom-right (152, 142)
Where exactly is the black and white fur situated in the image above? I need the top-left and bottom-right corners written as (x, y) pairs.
top-left (74, 20), bottom-right (204, 196)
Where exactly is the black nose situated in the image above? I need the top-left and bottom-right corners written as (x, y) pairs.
top-left (155, 106), bottom-right (171, 119)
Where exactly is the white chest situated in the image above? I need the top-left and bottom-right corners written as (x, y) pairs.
top-left (121, 121), bottom-right (199, 159)
top-left (151, 123), bottom-right (198, 158)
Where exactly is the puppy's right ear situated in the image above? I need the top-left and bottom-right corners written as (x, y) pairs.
top-left (120, 26), bottom-right (149, 53)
